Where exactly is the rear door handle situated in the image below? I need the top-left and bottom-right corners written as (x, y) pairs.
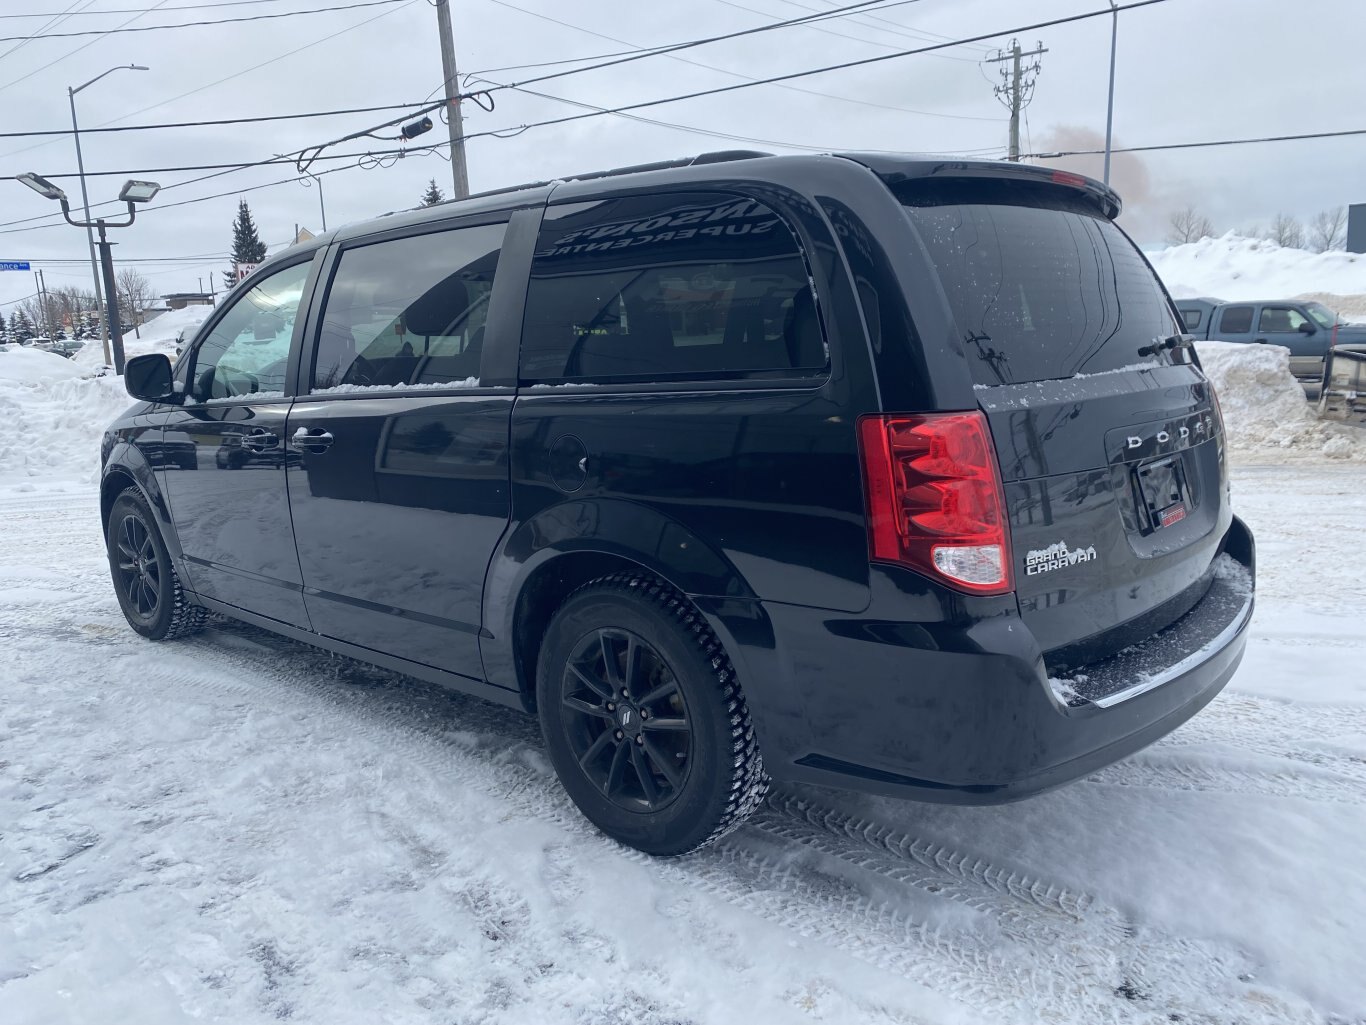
top-left (292, 426), bottom-right (334, 452)
top-left (239, 427), bottom-right (279, 451)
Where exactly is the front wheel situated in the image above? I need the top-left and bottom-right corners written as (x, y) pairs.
top-left (537, 574), bottom-right (768, 856)
top-left (106, 487), bottom-right (206, 640)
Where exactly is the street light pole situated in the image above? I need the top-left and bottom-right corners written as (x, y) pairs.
top-left (13, 173), bottom-right (161, 375)
top-left (69, 64), bottom-right (148, 364)
top-left (1102, 0), bottom-right (1118, 185)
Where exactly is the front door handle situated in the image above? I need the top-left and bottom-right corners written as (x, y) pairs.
top-left (292, 426), bottom-right (334, 452)
top-left (239, 427), bottom-right (279, 451)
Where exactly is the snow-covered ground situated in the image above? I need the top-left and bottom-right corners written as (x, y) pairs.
top-left (1150, 233), bottom-right (1366, 321)
top-left (4, 306), bottom-right (1366, 1024)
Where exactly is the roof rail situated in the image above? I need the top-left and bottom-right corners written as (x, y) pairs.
top-left (436, 150), bottom-right (775, 207)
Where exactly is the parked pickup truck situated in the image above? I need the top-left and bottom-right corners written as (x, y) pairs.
top-left (1174, 297), bottom-right (1366, 380)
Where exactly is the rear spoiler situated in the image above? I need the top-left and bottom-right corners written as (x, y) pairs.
top-left (837, 153), bottom-right (1122, 219)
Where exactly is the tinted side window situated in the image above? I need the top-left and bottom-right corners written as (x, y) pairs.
top-left (1218, 305), bottom-right (1254, 334)
top-left (189, 260), bottom-right (311, 402)
top-left (1182, 308), bottom-right (1203, 330)
top-left (520, 192), bottom-right (826, 384)
top-left (312, 222), bottom-right (505, 392)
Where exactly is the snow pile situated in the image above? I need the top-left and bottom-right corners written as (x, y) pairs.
top-left (0, 346), bottom-right (90, 385)
top-left (0, 353), bottom-right (133, 483)
top-left (72, 304), bottom-right (213, 371)
top-left (1196, 341), bottom-right (1363, 459)
top-left (1150, 234), bottom-right (1366, 318)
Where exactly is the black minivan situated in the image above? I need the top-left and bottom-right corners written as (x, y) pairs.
top-left (102, 152), bottom-right (1255, 855)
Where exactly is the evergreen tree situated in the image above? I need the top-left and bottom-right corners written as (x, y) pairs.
top-left (226, 199), bottom-right (268, 286)
top-left (420, 179), bottom-right (445, 207)
top-left (10, 308), bottom-right (34, 341)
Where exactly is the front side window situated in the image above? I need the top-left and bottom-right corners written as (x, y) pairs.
top-left (311, 222), bottom-right (505, 393)
top-left (1257, 306), bottom-right (1310, 333)
top-left (520, 192), bottom-right (826, 384)
top-left (189, 260), bottom-right (311, 402)
top-left (1218, 305), bottom-right (1254, 334)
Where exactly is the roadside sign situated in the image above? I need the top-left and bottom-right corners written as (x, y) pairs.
top-left (0, 260), bottom-right (32, 271)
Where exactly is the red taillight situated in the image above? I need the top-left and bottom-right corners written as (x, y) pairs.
top-left (857, 411), bottom-right (1013, 595)
top-left (1050, 170), bottom-right (1088, 188)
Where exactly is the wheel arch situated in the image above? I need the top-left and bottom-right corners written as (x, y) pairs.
top-left (100, 450), bottom-right (186, 567)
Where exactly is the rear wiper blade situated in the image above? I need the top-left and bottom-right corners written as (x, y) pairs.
top-left (1137, 334), bottom-right (1195, 358)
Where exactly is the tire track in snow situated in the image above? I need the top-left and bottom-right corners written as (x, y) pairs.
top-left (1089, 757), bottom-right (1366, 805)
top-left (96, 617), bottom-right (1320, 1025)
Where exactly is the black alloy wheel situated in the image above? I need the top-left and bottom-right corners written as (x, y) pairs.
top-left (114, 513), bottom-right (161, 620)
top-left (537, 574), bottom-right (768, 856)
top-left (560, 627), bottom-right (692, 813)
top-left (106, 487), bottom-right (206, 641)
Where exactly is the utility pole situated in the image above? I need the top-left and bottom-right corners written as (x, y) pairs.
top-left (38, 269), bottom-right (52, 336)
top-left (987, 39), bottom-right (1047, 161)
top-left (434, 0), bottom-right (470, 199)
top-left (1102, 0), bottom-right (1119, 184)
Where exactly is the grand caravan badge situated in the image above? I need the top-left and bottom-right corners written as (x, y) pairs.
top-left (1025, 540), bottom-right (1098, 576)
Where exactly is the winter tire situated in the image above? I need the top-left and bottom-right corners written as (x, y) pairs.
top-left (536, 573), bottom-right (768, 856)
top-left (106, 487), bottom-right (206, 641)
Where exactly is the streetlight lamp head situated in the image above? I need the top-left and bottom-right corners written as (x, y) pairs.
top-left (17, 172), bottom-right (67, 202)
top-left (129, 64), bottom-right (150, 71)
top-left (118, 179), bottom-right (161, 203)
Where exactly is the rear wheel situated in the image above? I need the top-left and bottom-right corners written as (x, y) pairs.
top-left (536, 574), bottom-right (768, 856)
top-left (106, 487), bottom-right (206, 640)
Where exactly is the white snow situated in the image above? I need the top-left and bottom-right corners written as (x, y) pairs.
top-left (72, 305), bottom-right (215, 372)
top-left (1149, 233), bottom-right (1366, 320)
top-left (2, 337), bottom-right (1366, 1023)
top-left (1196, 340), bottom-right (1364, 459)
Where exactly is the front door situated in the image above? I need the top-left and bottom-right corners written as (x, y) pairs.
top-left (1255, 305), bottom-right (1325, 379)
top-left (161, 257), bottom-right (317, 627)
top-left (286, 219), bottom-right (515, 679)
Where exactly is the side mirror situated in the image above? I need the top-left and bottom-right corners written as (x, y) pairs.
top-left (1298, 321), bottom-right (1316, 335)
top-left (125, 353), bottom-right (177, 403)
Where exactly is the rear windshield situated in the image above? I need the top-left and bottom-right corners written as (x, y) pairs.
top-left (900, 183), bottom-right (1179, 386)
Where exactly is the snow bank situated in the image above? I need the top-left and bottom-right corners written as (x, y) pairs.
top-left (0, 347), bottom-right (90, 385)
top-left (1150, 234), bottom-right (1366, 319)
top-left (1196, 341), bottom-right (1362, 459)
top-left (72, 304), bottom-right (213, 371)
top-left (0, 361), bottom-right (133, 484)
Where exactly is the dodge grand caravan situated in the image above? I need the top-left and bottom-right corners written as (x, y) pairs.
top-left (101, 152), bottom-right (1255, 855)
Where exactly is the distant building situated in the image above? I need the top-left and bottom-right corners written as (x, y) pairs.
top-left (162, 292), bottom-right (214, 310)
top-left (292, 226), bottom-right (316, 246)
top-left (1347, 204), bottom-right (1366, 254)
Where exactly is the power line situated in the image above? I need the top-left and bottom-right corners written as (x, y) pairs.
top-left (0, 0), bottom-right (409, 42)
top-left (445, 0), bottom-right (1177, 150)
top-left (1022, 127), bottom-right (1366, 159)
top-left (0, 100), bottom-right (438, 139)
top-left (480, 0), bottom-right (1002, 123)
top-left (0, 0), bottom-right (420, 156)
top-left (0, 0), bottom-right (171, 96)
top-left (0, 0), bottom-right (323, 18)
top-left (0, 0), bottom-right (1219, 239)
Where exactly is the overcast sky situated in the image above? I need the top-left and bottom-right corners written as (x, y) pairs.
top-left (1, 0), bottom-right (1362, 313)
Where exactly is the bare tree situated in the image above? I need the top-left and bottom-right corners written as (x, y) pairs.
top-left (116, 267), bottom-right (154, 338)
top-left (1267, 212), bottom-right (1305, 249)
top-left (50, 285), bottom-right (98, 337)
top-left (1309, 207), bottom-right (1347, 252)
top-left (1166, 205), bottom-right (1214, 245)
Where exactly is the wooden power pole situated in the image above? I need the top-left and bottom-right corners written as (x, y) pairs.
top-left (987, 39), bottom-right (1047, 161)
top-left (434, 0), bottom-right (471, 199)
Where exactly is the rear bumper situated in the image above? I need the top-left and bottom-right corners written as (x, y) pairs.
top-left (711, 515), bottom-right (1255, 803)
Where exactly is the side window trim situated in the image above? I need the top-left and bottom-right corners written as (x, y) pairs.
top-left (300, 214), bottom-right (516, 397)
top-left (182, 252), bottom-right (322, 404)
